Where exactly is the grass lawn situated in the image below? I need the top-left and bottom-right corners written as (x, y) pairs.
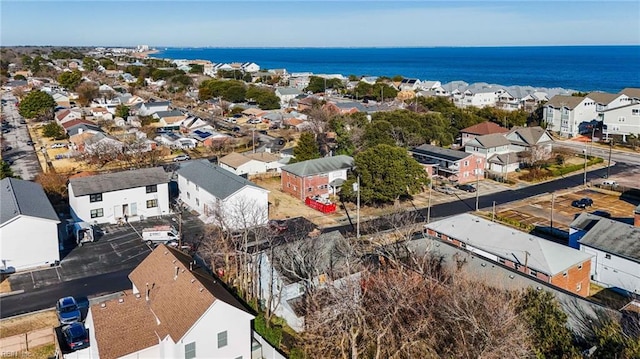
top-left (0, 310), bottom-right (58, 338)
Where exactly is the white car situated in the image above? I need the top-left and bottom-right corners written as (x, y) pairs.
top-left (602, 179), bottom-right (617, 186)
top-left (173, 154), bottom-right (191, 162)
top-left (50, 143), bottom-right (67, 149)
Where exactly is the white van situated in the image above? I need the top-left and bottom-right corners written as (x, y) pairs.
top-left (141, 225), bottom-right (180, 245)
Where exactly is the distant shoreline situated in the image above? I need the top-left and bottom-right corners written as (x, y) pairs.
top-left (133, 49), bottom-right (160, 59)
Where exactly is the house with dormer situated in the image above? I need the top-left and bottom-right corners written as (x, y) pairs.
top-left (506, 126), bottom-right (554, 161)
top-left (398, 78), bottom-right (422, 91)
top-left (81, 244), bottom-right (283, 359)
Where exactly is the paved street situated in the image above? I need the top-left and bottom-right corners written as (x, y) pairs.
top-left (1, 92), bottom-right (42, 180)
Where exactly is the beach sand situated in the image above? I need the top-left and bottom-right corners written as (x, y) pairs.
top-left (133, 49), bottom-right (160, 59)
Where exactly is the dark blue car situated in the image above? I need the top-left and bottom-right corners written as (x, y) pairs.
top-left (56, 297), bottom-right (81, 324)
top-left (62, 322), bottom-right (90, 351)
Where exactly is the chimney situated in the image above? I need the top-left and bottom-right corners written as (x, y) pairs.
top-left (634, 204), bottom-right (640, 227)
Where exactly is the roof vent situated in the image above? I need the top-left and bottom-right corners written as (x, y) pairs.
top-left (199, 287), bottom-right (204, 292)
top-left (191, 278), bottom-right (196, 283)
top-left (118, 298), bottom-right (124, 304)
top-left (172, 259), bottom-right (177, 264)
top-left (101, 303), bottom-right (106, 308)
top-left (135, 293), bottom-right (141, 299)
top-left (164, 251), bottom-right (168, 255)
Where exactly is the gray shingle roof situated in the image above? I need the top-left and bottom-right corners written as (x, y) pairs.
top-left (176, 160), bottom-right (265, 200)
top-left (507, 126), bottom-right (552, 146)
top-left (468, 133), bottom-right (510, 148)
top-left (577, 217), bottom-right (640, 263)
top-left (281, 155), bottom-right (354, 177)
top-left (69, 167), bottom-right (170, 196)
top-left (425, 213), bottom-right (593, 275)
top-left (411, 144), bottom-right (471, 162)
top-left (1, 178), bottom-right (59, 224)
top-left (546, 95), bottom-right (585, 110)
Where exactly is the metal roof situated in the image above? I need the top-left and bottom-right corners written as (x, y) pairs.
top-left (176, 160), bottom-right (266, 200)
top-left (281, 155), bottom-right (354, 177)
top-left (425, 213), bottom-right (593, 275)
top-left (1, 178), bottom-right (59, 224)
top-left (69, 167), bottom-right (170, 196)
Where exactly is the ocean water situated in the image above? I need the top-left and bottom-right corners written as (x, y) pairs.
top-left (152, 46), bottom-right (640, 93)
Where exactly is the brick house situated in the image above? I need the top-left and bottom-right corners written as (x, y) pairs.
top-left (280, 155), bottom-right (354, 201)
top-left (424, 213), bottom-right (593, 297)
top-left (410, 144), bottom-right (485, 184)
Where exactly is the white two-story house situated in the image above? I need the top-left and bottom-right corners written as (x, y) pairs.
top-left (80, 244), bottom-right (283, 359)
top-left (176, 160), bottom-right (269, 230)
top-left (68, 167), bottom-right (171, 224)
top-left (601, 103), bottom-right (640, 142)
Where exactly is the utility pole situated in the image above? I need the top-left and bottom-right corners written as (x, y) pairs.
top-left (590, 125), bottom-right (596, 156)
top-left (550, 193), bottom-right (555, 230)
top-left (427, 181), bottom-right (432, 224)
top-left (356, 175), bottom-right (361, 238)
top-left (475, 168), bottom-right (480, 211)
top-left (252, 128), bottom-right (256, 153)
top-left (607, 139), bottom-right (613, 179)
top-left (492, 201), bottom-right (496, 222)
top-left (583, 142), bottom-right (588, 188)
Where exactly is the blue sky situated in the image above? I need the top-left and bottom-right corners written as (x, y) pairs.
top-left (1, 1), bottom-right (639, 47)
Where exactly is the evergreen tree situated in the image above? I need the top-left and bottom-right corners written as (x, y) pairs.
top-left (18, 90), bottom-right (55, 120)
top-left (292, 132), bottom-right (321, 163)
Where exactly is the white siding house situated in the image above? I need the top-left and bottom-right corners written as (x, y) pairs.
top-left (219, 152), bottom-right (285, 176)
top-left (0, 178), bottom-right (60, 272)
top-left (544, 95), bottom-right (598, 137)
top-left (80, 244), bottom-right (265, 359)
top-left (571, 211), bottom-right (640, 295)
top-left (176, 160), bottom-right (269, 230)
top-left (601, 103), bottom-right (640, 141)
top-left (68, 167), bottom-right (171, 224)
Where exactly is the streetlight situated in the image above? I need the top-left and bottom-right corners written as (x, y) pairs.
top-left (583, 143), bottom-right (588, 188)
top-left (427, 180), bottom-right (432, 224)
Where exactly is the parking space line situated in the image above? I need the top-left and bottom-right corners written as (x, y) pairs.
top-left (30, 271), bottom-right (35, 287)
top-left (110, 242), bottom-right (123, 257)
top-left (123, 249), bottom-right (152, 262)
top-left (55, 267), bottom-right (61, 281)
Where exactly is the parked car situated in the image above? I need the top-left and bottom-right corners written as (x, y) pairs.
top-left (1, 145), bottom-right (12, 152)
top-left (572, 197), bottom-right (594, 209)
top-left (456, 184), bottom-right (477, 193)
top-left (56, 297), bottom-right (81, 324)
top-left (19, 119), bottom-right (26, 124)
top-left (26, 140), bottom-right (34, 146)
top-left (591, 210), bottom-right (612, 218)
top-left (435, 186), bottom-right (455, 195)
top-left (248, 118), bottom-right (262, 124)
top-left (268, 219), bottom-right (288, 233)
top-left (602, 179), bottom-right (617, 186)
top-left (173, 154), bottom-right (191, 162)
top-left (50, 143), bottom-right (67, 149)
top-left (62, 322), bottom-right (90, 351)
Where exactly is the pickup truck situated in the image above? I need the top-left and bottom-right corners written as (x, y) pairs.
top-left (141, 225), bottom-right (181, 245)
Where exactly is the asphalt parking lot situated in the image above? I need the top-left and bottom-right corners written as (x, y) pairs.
top-left (498, 188), bottom-right (639, 234)
top-left (7, 212), bottom-right (206, 293)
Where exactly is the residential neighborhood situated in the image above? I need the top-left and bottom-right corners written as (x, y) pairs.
top-left (0, 45), bottom-right (639, 358)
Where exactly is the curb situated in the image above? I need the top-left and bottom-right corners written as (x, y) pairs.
top-left (0, 290), bottom-right (24, 298)
top-left (0, 307), bottom-right (55, 322)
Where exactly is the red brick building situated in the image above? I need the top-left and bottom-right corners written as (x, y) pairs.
top-left (281, 155), bottom-right (354, 201)
top-left (424, 213), bottom-right (593, 297)
top-left (410, 144), bottom-right (485, 184)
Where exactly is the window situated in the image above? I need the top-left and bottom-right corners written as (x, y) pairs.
top-left (605, 254), bottom-right (611, 260)
top-left (90, 208), bottom-right (104, 218)
top-left (308, 187), bottom-right (312, 192)
top-left (576, 282), bottom-right (582, 292)
top-left (578, 264), bottom-right (583, 270)
top-left (562, 271), bottom-right (568, 277)
top-left (146, 185), bottom-right (157, 193)
top-left (187, 192), bottom-right (190, 199)
top-left (185, 342), bottom-right (196, 359)
top-left (195, 185), bottom-right (199, 192)
top-left (464, 160), bottom-right (469, 166)
top-left (530, 270), bottom-right (538, 277)
top-left (196, 198), bottom-right (200, 206)
top-left (89, 193), bottom-right (102, 203)
top-left (632, 108), bottom-right (639, 116)
top-left (217, 331), bottom-right (228, 348)
top-left (146, 199), bottom-right (158, 208)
